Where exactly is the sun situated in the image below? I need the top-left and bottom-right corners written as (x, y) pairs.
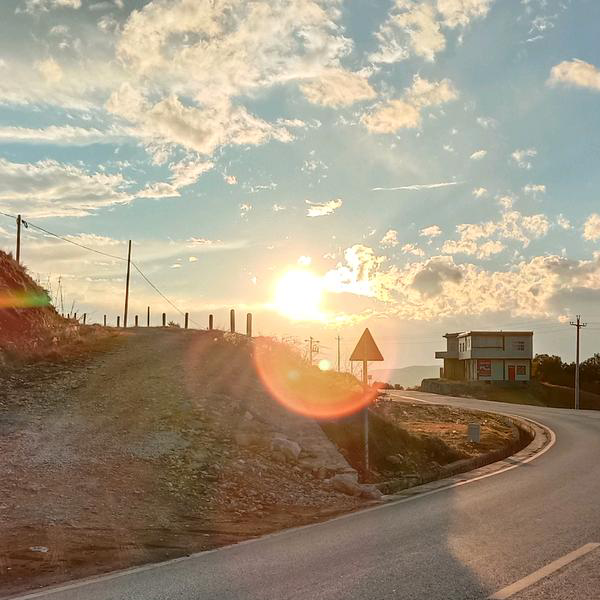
top-left (274, 269), bottom-right (324, 321)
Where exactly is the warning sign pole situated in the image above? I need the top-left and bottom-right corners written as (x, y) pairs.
top-left (363, 359), bottom-right (369, 472)
top-left (350, 328), bottom-right (384, 476)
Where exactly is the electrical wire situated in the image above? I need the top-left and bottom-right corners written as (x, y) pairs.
top-left (1, 211), bottom-right (202, 328)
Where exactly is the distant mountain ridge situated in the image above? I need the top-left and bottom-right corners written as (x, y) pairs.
top-left (371, 365), bottom-right (440, 388)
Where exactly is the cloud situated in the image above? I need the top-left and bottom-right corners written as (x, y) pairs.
top-left (370, 1), bottom-right (445, 63)
top-left (420, 225), bottom-right (442, 237)
top-left (0, 158), bottom-right (131, 217)
top-left (583, 214), bottom-right (600, 242)
top-left (136, 182), bottom-right (180, 199)
top-left (0, 124), bottom-right (131, 146)
top-left (300, 69), bottom-right (376, 108)
top-left (106, 0), bottom-right (352, 158)
top-left (441, 206), bottom-right (550, 258)
top-left (380, 229), bottom-right (399, 247)
top-left (437, 0), bottom-right (494, 28)
top-left (35, 57), bottom-right (64, 84)
top-left (511, 147), bottom-right (537, 169)
top-left (372, 181), bottom-right (461, 191)
top-left (548, 59), bottom-right (600, 92)
top-left (306, 198), bottom-right (343, 217)
top-left (322, 242), bottom-right (600, 322)
top-left (556, 214), bottom-right (571, 230)
top-left (401, 243), bottom-right (425, 256)
top-left (362, 75), bottom-right (458, 132)
top-left (523, 183), bottom-right (546, 195)
top-left (472, 187), bottom-right (488, 198)
top-left (20, 0), bottom-right (81, 13)
top-left (224, 175), bottom-right (237, 185)
top-left (370, 0), bottom-right (494, 64)
top-left (470, 149), bottom-right (487, 160)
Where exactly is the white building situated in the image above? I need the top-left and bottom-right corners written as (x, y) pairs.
top-left (436, 331), bottom-right (533, 382)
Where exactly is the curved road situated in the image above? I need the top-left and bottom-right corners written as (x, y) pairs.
top-left (8, 392), bottom-right (600, 600)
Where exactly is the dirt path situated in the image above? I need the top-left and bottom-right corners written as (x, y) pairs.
top-left (0, 329), bottom-right (364, 597)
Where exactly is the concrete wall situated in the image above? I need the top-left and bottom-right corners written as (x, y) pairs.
top-left (458, 334), bottom-right (533, 360)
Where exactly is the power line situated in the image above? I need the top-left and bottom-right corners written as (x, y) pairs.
top-left (0, 211), bottom-right (202, 328)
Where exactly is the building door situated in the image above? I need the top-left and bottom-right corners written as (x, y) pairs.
top-left (508, 365), bottom-right (516, 381)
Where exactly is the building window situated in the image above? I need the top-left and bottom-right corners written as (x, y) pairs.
top-left (517, 365), bottom-right (526, 376)
top-left (513, 340), bottom-right (525, 351)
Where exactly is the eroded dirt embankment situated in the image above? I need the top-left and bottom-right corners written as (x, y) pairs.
top-left (0, 329), bottom-right (365, 597)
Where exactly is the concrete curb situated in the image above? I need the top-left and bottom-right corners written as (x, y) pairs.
top-left (380, 411), bottom-right (551, 500)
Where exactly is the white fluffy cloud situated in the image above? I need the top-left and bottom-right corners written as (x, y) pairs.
top-left (362, 75), bottom-right (458, 132)
top-left (441, 206), bottom-right (550, 258)
top-left (523, 183), bottom-right (546, 195)
top-left (324, 242), bottom-right (600, 321)
top-left (548, 59), bottom-right (600, 92)
top-left (105, 0), bottom-right (352, 158)
top-left (420, 225), bottom-right (442, 237)
top-left (0, 158), bottom-right (131, 217)
top-left (20, 0), bottom-right (81, 13)
top-left (472, 187), bottom-right (488, 198)
top-left (306, 198), bottom-right (343, 217)
top-left (300, 69), bottom-right (376, 108)
top-left (470, 149), bottom-right (487, 160)
top-left (370, 0), bottom-right (494, 64)
top-left (380, 229), bottom-right (399, 247)
top-left (583, 214), bottom-right (600, 242)
top-left (511, 147), bottom-right (537, 169)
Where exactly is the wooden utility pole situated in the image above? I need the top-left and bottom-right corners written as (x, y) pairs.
top-left (230, 309), bottom-right (235, 333)
top-left (570, 315), bottom-right (587, 409)
top-left (15, 214), bottom-right (21, 263)
top-left (123, 240), bottom-right (132, 328)
top-left (103, 315), bottom-right (107, 327)
top-left (147, 306), bottom-right (150, 327)
top-left (209, 314), bottom-right (214, 330)
top-left (117, 315), bottom-right (120, 328)
top-left (184, 312), bottom-right (189, 329)
top-left (337, 335), bottom-right (341, 372)
top-left (246, 313), bottom-right (252, 337)
top-left (135, 315), bottom-right (139, 327)
top-left (162, 312), bottom-right (166, 327)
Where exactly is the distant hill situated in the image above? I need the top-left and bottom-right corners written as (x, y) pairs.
top-left (371, 365), bottom-right (440, 388)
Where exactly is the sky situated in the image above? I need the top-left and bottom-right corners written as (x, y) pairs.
top-left (1, 0), bottom-right (600, 370)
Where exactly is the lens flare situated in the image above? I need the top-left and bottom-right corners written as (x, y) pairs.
top-left (253, 337), bottom-right (378, 420)
top-left (0, 292), bottom-right (50, 309)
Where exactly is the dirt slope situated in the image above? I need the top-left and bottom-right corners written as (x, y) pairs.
top-left (0, 328), bottom-right (364, 596)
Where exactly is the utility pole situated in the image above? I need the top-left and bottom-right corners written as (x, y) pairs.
top-left (363, 359), bottom-right (369, 472)
top-left (306, 337), bottom-right (319, 366)
top-left (570, 315), bottom-right (587, 409)
top-left (337, 335), bottom-right (341, 372)
top-left (123, 240), bottom-right (132, 328)
top-left (15, 214), bottom-right (21, 263)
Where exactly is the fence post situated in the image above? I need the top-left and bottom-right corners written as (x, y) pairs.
top-left (147, 306), bottom-right (150, 327)
top-left (83, 313), bottom-right (86, 325)
top-left (103, 315), bottom-right (107, 327)
top-left (246, 313), bottom-right (252, 337)
top-left (209, 314), bottom-right (214, 330)
top-left (135, 315), bottom-right (138, 327)
top-left (74, 312), bottom-right (77, 321)
top-left (184, 312), bottom-right (189, 329)
top-left (117, 315), bottom-right (120, 328)
top-left (230, 309), bottom-right (235, 333)
top-left (162, 312), bottom-right (166, 327)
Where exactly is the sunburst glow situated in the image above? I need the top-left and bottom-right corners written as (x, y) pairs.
top-left (274, 269), bottom-right (324, 321)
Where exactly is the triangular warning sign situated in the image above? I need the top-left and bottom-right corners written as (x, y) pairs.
top-left (349, 328), bottom-right (384, 362)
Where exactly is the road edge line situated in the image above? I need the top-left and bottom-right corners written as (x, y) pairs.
top-left (488, 542), bottom-right (600, 599)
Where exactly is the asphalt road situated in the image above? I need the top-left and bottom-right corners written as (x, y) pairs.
top-left (9, 392), bottom-right (600, 600)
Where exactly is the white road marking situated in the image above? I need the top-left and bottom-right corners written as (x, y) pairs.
top-left (488, 543), bottom-right (600, 599)
top-left (3, 397), bottom-right (557, 600)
